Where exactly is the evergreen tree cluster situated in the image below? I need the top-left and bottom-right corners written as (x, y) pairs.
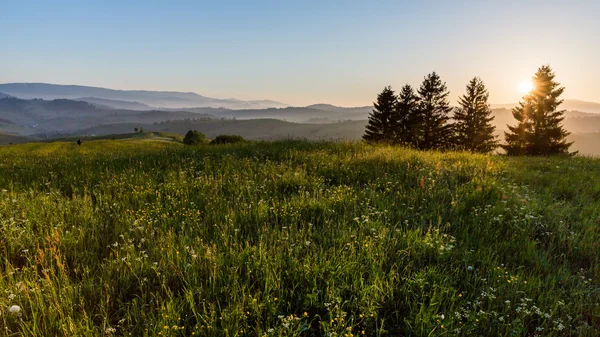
top-left (364, 65), bottom-right (572, 155)
top-left (364, 72), bottom-right (497, 152)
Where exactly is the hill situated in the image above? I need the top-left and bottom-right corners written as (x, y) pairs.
top-left (492, 99), bottom-right (600, 113)
top-left (0, 132), bottom-right (36, 145)
top-left (70, 115), bottom-right (600, 156)
top-left (0, 140), bottom-right (598, 335)
top-left (307, 103), bottom-right (372, 114)
top-left (74, 118), bottom-right (366, 140)
top-left (0, 83), bottom-right (288, 109)
top-left (0, 97), bottom-right (214, 135)
top-left (76, 97), bottom-right (154, 110)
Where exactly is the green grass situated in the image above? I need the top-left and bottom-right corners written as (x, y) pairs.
top-left (0, 139), bottom-right (598, 336)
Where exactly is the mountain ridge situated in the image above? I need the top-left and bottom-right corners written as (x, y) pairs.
top-left (0, 83), bottom-right (288, 110)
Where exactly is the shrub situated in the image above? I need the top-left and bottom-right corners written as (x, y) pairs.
top-left (183, 130), bottom-right (207, 145)
top-left (211, 134), bottom-right (246, 145)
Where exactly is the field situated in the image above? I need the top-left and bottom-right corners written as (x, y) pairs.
top-left (0, 139), bottom-right (599, 336)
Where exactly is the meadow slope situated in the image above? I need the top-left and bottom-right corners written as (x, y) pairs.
top-left (0, 140), bottom-right (598, 336)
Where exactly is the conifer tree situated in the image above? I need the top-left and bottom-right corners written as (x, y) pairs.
top-left (393, 84), bottom-right (420, 146)
top-left (363, 86), bottom-right (397, 143)
top-left (415, 72), bottom-right (454, 150)
top-left (502, 65), bottom-right (573, 155)
top-left (454, 77), bottom-right (498, 153)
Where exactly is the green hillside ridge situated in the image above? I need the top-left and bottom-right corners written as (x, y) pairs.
top-left (0, 139), bottom-right (598, 336)
top-left (70, 118), bottom-right (600, 156)
top-left (0, 132), bottom-right (36, 144)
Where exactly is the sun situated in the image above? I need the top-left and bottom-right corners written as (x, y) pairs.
top-left (519, 79), bottom-right (534, 94)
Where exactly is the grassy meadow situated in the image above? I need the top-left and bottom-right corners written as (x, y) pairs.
top-left (0, 139), bottom-right (599, 336)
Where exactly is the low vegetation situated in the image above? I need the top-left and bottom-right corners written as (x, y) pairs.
top-left (0, 139), bottom-right (598, 336)
top-left (183, 130), bottom-right (208, 145)
top-left (211, 134), bottom-right (246, 145)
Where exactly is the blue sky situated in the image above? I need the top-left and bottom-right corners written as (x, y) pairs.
top-left (1, 0), bottom-right (599, 106)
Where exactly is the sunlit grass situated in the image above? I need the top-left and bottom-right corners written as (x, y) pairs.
top-left (0, 139), bottom-right (598, 336)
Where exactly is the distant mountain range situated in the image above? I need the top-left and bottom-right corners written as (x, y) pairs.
top-left (1, 82), bottom-right (600, 155)
top-left (75, 97), bottom-right (154, 110)
top-left (2, 82), bottom-right (599, 113)
top-left (0, 83), bottom-right (288, 110)
top-left (0, 96), bottom-right (213, 135)
top-left (491, 99), bottom-right (600, 114)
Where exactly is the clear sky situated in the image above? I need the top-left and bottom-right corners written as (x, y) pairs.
top-left (1, 0), bottom-right (599, 106)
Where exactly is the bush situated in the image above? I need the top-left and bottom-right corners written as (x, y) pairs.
top-left (211, 134), bottom-right (246, 145)
top-left (183, 130), bottom-right (207, 145)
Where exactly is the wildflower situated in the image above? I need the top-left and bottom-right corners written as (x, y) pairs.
top-left (8, 305), bottom-right (21, 313)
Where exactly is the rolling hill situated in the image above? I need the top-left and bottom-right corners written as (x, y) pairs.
top-left (74, 119), bottom-right (367, 141)
top-left (0, 83), bottom-right (288, 109)
top-left (0, 132), bottom-right (36, 145)
top-left (0, 97), bottom-right (214, 135)
top-left (69, 118), bottom-right (600, 155)
top-left (492, 99), bottom-right (600, 113)
top-left (75, 97), bottom-right (154, 110)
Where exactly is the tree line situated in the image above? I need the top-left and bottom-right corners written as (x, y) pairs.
top-left (363, 65), bottom-right (573, 155)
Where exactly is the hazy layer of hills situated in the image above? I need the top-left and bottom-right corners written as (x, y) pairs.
top-left (0, 97), bottom-right (213, 135)
top-left (491, 100), bottom-right (600, 113)
top-left (1, 82), bottom-right (600, 155)
top-left (75, 97), bottom-right (154, 110)
top-left (0, 83), bottom-right (288, 109)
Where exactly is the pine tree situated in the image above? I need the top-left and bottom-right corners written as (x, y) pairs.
top-left (393, 84), bottom-right (420, 146)
top-left (415, 72), bottom-right (454, 150)
top-left (363, 86), bottom-right (397, 143)
top-left (453, 77), bottom-right (498, 153)
top-left (502, 65), bottom-right (573, 155)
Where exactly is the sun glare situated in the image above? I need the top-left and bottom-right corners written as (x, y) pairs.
top-left (519, 79), bottom-right (534, 94)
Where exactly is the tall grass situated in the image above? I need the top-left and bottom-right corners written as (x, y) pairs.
top-left (0, 140), bottom-right (598, 336)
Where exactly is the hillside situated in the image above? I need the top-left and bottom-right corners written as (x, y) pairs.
top-left (75, 118), bottom-right (366, 140)
top-left (0, 97), bottom-right (214, 135)
top-left (492, 99), bottom-right (600, 113)
top-left (0, 83), bottom-right (288, 109)
top-left (72, 117), bottom-right (600, 156)
top-left (76, 97), bottom-right (154, 110)
top-left (0, 132), bottom-right (36, 144)
top-left (0, 140), bottom-right (598, 336)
